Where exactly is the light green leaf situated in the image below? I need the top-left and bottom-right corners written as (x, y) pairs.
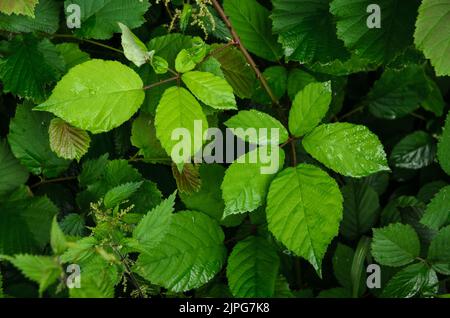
top-left (340, 182), bottom-right (379, 240)
top-left (175, 49), bottom-right (197, 73)
top-left (421, 185), bottom-right (450, 230)
top-left (103, 181), bottom-right (143, 209)
top-left (266, 164), bottom-right (343, 275)
top-left (118, 22), bottom-right (150, 67)
top-left (0, 0), bottom-right (59, 33)
top-left (154, 87), bottom-right (208, 162)
top-left (64, 0), bottom-right (150, 40)
top-left (182, 71), bottom-right (237, 110)
top-left (271, 0), bottom-right (349, 64)
top-left (50, 216), bottom-right (67, 255)
top-left (8, 103), bottom-right (70, 177)
top-left (438, 111), bottom-right (450, 175)
top-left (130, 114), bottom-right (170, 164)
top-left (227, 236), bottom-right (280, 297)
top-left (414, 0), bottom-right (450, 76)
top-left (0, 0), bottom-right (38, 17)
top-left (222, 147), bottom-right (285, 217)
top-left (223, 0), bottom-right (282, 62)
top-left (134, 211), bottom-right (226, 292)
top-left (8, 255), bottom-right (61, 296)
top-left (330, 0), bottom-right (420, 64)
top-left (211, 44), bottom-right (255, 99)
top-left (133, 193), bottom-right (176, 250)
top-left (428, 225), bottom-right (450, 274)
top-left (303, 123), bottom-right (390, 178)
top-left (0, 196), bottom-right (57, 254)
top-left (36, 59), bottom-right (145, 134)
top-left (390, 131), bottom-right (436, 170)
top-left (371, 223), bottom-right (420, 267)
top-left (365, 65), bottom-right (429, 119)
top-left (382, 262), bottom-right (438, 298)
top-left (0, 139), bottom-right (29, 197)
top-left (0, 35), bottom-right (65, 101)
top-left (225, 110), bottom-right (289, 145)
top-left (49, 118), bottom-right (91, 161)
top-left (289, 82), bottom-right (332, 137)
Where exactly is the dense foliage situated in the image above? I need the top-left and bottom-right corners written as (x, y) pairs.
top-left (0, 0), bottom-right (449, 298)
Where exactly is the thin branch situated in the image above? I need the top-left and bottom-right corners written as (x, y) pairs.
top-left (30, 176), bottom-right (78, 189)
top-left (337, 105), bottom-right (364, 121)
top-left (290, 141), bottom-right (297, 167)
top-left (52, 34), bottom-right (124, 54)
top-left (210, 0), bottom-right (280, 106)
top-left (143, 76), bottom-right (179, 90)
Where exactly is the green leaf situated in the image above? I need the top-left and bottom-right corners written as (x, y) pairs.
top-left (103, 181), bottom-right (143, 209)
top-left (303, 123), bottom-right (390, 178)
top-left (390, 131), bottom-right (436, 170)
top-left (8, 255), bottom-right (61, 296)
top-left (0, 35), bottom-right (64, 101)
top-left (421, 185), bottom-right (450, 230)
top-left (134, 211), bottom-right (226, 292)
top-left (223, 0), bottom-right (282, 62)
top-left (371, 223), bottom-right (420, 267)
top-left (266, 164), bottom-right (343, 275)
top-left (154, 87), bottom-right (208, 162)
top-left (118, 22), bottom-right (151, 67)
top-left (182, 71), bottom-right (237, 110)
top-left (317, 287), bottom-right (352, 298)
top-left (133, 193), bottom-right (176, 250)
top-left (64, 0), bottom-right (150, 40)
top-left (36, 59), bottom-right (145, 134)
top-left (0, 0), bottom-right (38, 17)
top-left (0, 139), bottom-right (28, 197)
top-left (365, 65), bottom-right (429, 119)
top-left (179, 164), bottom-right (241, 227)
top-left (414, 0), bottom-right (450, 76)
top-left (332, 243), bottom-right (355, 291)
top-left (340, 182), bottom-right (379, 240)
top-left (330, 0), bottom-right (420, 64)
top-left (0, 196), bottom-right (57, 254)
top-left (271, 0), bottom-right (349, 64)
top-left (252, 66), bottom-right (287, 105)
top-left (382, 262), bottom-right (437, 298)
top-left (421, 77), bottom-right (445, 117)
top-left (225, 110), bottom-right (289, 145)
top-left (0, 0), bottom-right (60, 33)
top-left (56, 43), bottom-right (90, 70)
top-left (226, 236), bottom-right (280, 297)
top-left (130, 114), bottom-right (170, 164)
top-left (289, 82), bottom-right (332, 137)
top-left (50, 216), bottom-right (67, 255)
top-left (8, 103), bottom-right (70, 177)
top-left (287, 69), bottom-right (317, 101)
top-left (222, 147), bottom-right (285, 217)
top-left (171, 163), bottom-right (201, 194)
top-left (175, 49), bottom-right (197, 73)
top-left (49, 118), bottom-right (91, 161)
top-left (60, 213), bottom-right (85, 237)
top-left (437, 111), bottom-right (450, 175)
top-left (427, 225), bottom-right (450, 274)
top-left (211, 44), bottom-right (255, 99)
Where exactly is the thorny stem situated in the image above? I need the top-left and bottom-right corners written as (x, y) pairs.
top-left (210, 0), bottom-right (280, 106)
top-left (52, 34), bottom-right (124, 54)
top-left (30, 176), bottom-right (78, 189)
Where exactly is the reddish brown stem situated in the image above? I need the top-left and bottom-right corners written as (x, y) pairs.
top-left (210, 0), bottom-right (280, 106)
